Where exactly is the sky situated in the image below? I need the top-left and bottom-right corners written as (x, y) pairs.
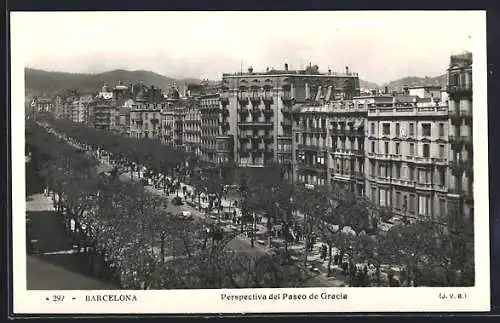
top-left (11, 11), bottom-right (484, 85)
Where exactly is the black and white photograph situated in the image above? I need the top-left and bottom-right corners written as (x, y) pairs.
top-left (11, 10), bottom-right (490, 313)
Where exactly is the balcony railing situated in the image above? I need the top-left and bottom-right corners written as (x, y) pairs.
top-left (238, 122), bottom-right (273, 128)
top-left (281, 92), bottom-right (293, 104)
top-left (450, 159), bottom-right (469, 176)
top-left (263, 94), bottom-right (274, 105)
top-left (449, 135), bottom-right (472, 150)
top-left (251, 107), bottom-right (261, 115)
top-left (250, 94), bottom-right (261, 105)
top-left (263, 108), bottom-right (274, 117)
top-left (238, 108), bottom-right (249, 117)
top-left (263, 134), bottom-right (274, 142)
top-left (237, 94), bottom-right (249, 105)
top-left (447, 84), bottom-right (473, 94)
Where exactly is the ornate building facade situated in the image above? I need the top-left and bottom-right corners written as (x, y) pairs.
top-left (221, 63), bottom-right (360, 178)
top-left (446, 52), bottom-right (473, 231)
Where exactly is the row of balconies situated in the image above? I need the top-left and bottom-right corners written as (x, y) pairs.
top-left (449, 159), bottom-right (473, 177)
top-left (366, 152), bottom-right (449, 165)
top-left (449, 135), bottom-right (473, 150)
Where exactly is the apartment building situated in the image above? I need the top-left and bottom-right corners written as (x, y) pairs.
top-left (365, 94), bottom-right (449, 221)
top-left (221, 63), bottom-right (360, 176)
top-left (200, 94), bottom-right (220, 163)
top-left (293, 99), bottom-right (366, 192)
top-left (52, 95), bottom-right (64, 119)
top-left (447, 52), bottom-right (473, 231)
top-left (183, 101), bottom-right (202, 157)
top-left (72, 95), bottom-right (94, 123)
top-left (129, 103), bottom-right (162, 139)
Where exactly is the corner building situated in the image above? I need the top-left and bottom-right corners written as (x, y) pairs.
top-left (221, 64), bottom-right (360, 178)
top-left (365, 94), bottom-right (449, 221)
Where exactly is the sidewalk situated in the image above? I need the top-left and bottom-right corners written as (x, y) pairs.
top-left (26, 190), bottom-right (117, 290)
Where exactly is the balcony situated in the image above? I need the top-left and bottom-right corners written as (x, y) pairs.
top-left (250, 94), bottom-right (261, 106)
top-left (281, 120), bottom-right (292, 128)
top-left (251, 107), bottom-right (261, 116)
top-left (299, 163), bottom-right (327, 173)
top-left (252, 134), bottom-right (262, 142)
top-left (221, 107), bottom-right (229, 117)
top-left (449, 135), bottom-right (472, 150)
top-left (252, 147), bottom-right (265, 155)
top-left (237, 94), bottom-right (249, 106)
top-left (238, 108), bottom-right (249, 117)
top-left (306, 127), bottom-right (327, 134)
top-left (263, 134), bottom-right (274, 143)
top-left (238, 122), bottom-right (273, 128)
top-left (413, 156), bottom-right (433, 164)
top-left (450, 159), bottom-right (469, 176)
top-left (263, 94), bottom-right (274, 105)
top-left (220, 95), bottom-right (229, 105)
top-left (220, 121), bottom-right (230, 131)
top-left (281, 107), bottom-right (292, 115)
top-left (281, 92), bottom-right (294, 104)
top-left (390, 154), bottom-right (403, 161)
top-left (263, 108), bottom-right (274, 117)
top-left (415, 182), bottom-right (433, 191)
top-left (447, 83), bottom-right (473, 95)
top-left (450, 111), bottom-right (462, 126)
top-left (239, 134), bottom-right (251, 142)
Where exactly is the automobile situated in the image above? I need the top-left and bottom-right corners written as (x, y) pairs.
top-left (172, 196), bottom-right (184, 206)
top-left (176, 211), bottom-right (193, 220)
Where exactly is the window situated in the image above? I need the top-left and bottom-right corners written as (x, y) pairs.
top-left (295, 133), bottom-right (299, 142)
top-left (383, 123), bottom-right (390, 136)
top-left (409, 123), bottom-right (415, 136)
top-left (379, 165), bottom-right (384, 177)
top-left (409, 166), bottom-right (415, 181)
top-left (439, 123), bottom-right (444, 137)
top-left (395, 164), bottom-right (401, 178)
top-left (395, 142), bottom-right (400, 155)
top-left (419, 169), bottom-right (425, 182)
top-left (439, 199), bottom-right (446, 217)
top-left (423, 144), bottom-right (430, 158)
top-left (439, 167), bottom-right (446, 186)
top-left (371, 141), bottom-right (376, 153)
top-left (422, 124), bottom-right (431, 137)
top-left (395, 123), bottom-right (400, 137)
top-left (439, 145), bottom-right (445, 158)
top-left (370, 122), bottom-right (375, 135)
top-left (396, 192), bottom-right (401, 210)
top-left (372, 187), bottom-right (377, 202)
top-left (409, 143), bottom-right (415, 156)
top-left (409, 194), bottom-right (416, 213)
top-left (379, 188), bottom-right (386, 207)
top-left (384, 142), bottom-right (389, 154)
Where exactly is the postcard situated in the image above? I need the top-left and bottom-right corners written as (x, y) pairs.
top-left (11, 10), bottom-right (490, 314)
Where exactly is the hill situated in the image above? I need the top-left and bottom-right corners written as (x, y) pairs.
top-left (25, 68), bottom-right (201, 97)
top-left (382, 74), bottom-right (447, 91)
top-left (359, 79), bottom-right (380, 90)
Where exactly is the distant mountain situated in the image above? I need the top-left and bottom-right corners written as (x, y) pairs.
top-left (382, 74), bottom-right (447, 91)
top-left (25, 67), bottom-right (448, 99)
top-left (25, 68), bottom-right (201, 98)
top-left (359, 79), bottom-right (380, 90)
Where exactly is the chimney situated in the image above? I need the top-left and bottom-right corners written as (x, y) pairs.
top-left (345, 66), bottom-right (349, 75)
top-left (384, 86), bottom-right (388, 94)
top-left (284, 63), bottom-right (289, 71)
top-left (328, 69), bottom-right (332, 75)
top-left (248, 66), bottom-right (253, 74)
